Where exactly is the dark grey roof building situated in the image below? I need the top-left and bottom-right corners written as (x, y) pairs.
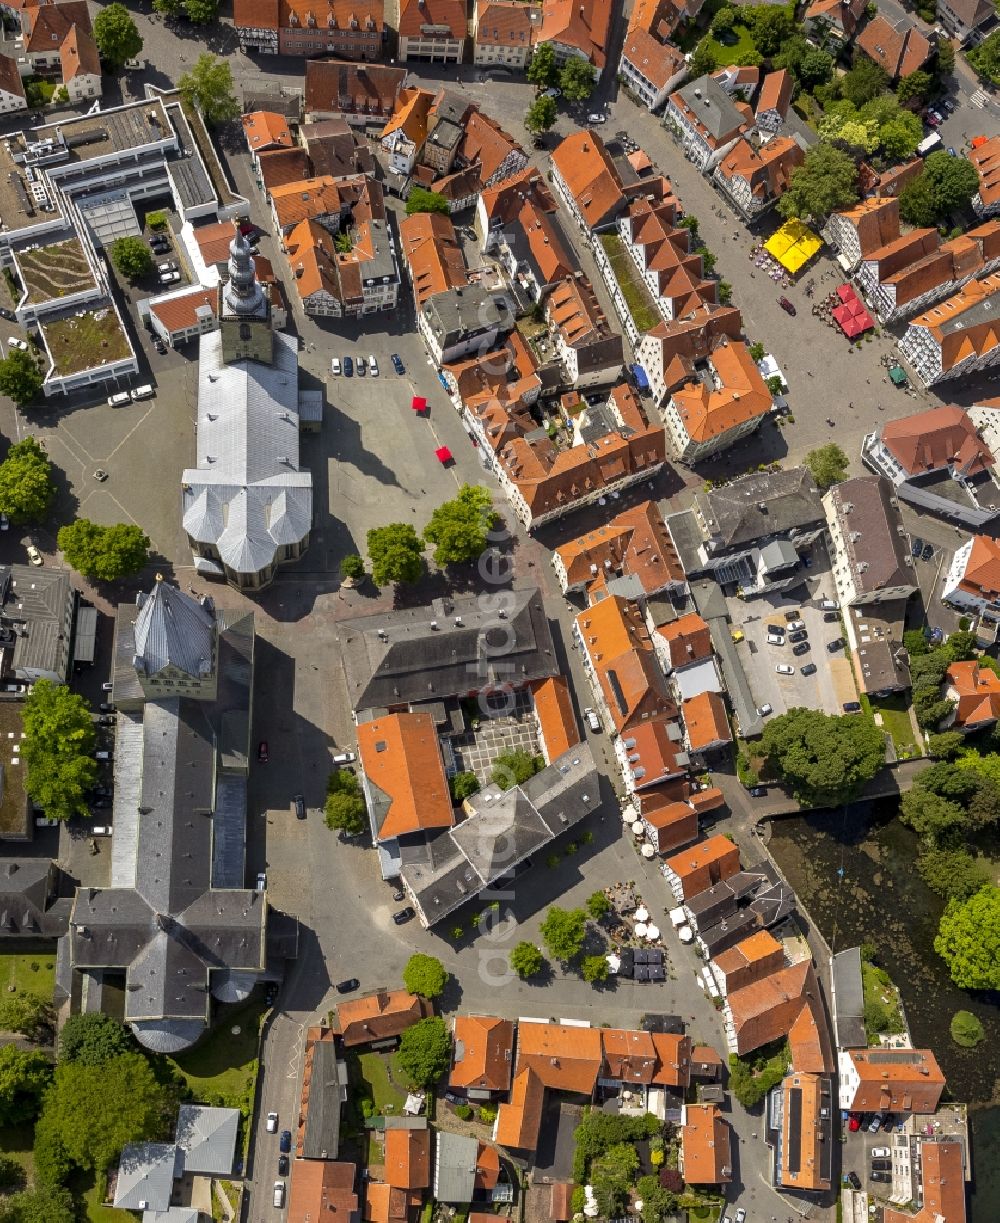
top-left (341, 588), bottom-right (558, 712)
top-left (823, 476), bottom-right (918, 607)
top-left (300, 1037), bottom-right (349, 1160)
top-left (0, 563), bottom-right (77, 684)
top-left (694, 467), bottom-right (824, 556)
top-left (64, 577), bottom-right (290, 1054)
top-left (0, 859), bottom-right (70, 937)
top-left (419, 284), bottom-right (515, 365)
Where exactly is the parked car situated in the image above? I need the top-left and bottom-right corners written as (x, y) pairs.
top-left (848, 1113), bottom-right (863, 1132)
top-left (255, 872), bottom-right (267, 891)
top-left (870, 1171), bottom-right (891, 1183)
top-left (258, 740), bottom-right (268, 763)
top-left (343, 355), bottom-right (353, 376)
top-left (331, 356), bottom-right (341, 375)
top-left (99, 702), bottom-right (115, 713)
top-left (921, 542), bottom-right (933, 561)
top-left (98, 714), bottom-right (115, 726)
top-left (108, 391), bottom-right (131, 407)
top-left (279, 1130), bottom-right (292, 1154)
top-left (266, 1112), bottom-right (278, 1133)
top-left (332, 751), bottom-right (355, 765)
top-left (7, 336), bottom-right (28, 352)
top-left (587, 113), bottom-right (606, 124)
top-left (871, 1159), bottom-right (892, 1171)
top-left (943, 97), bottom-right (955, 111)
top-left (871, 1147), bottom-right (891, 1159)
top-left (758, 703), bottom-right (773, 716)
top-left (823, 611), bottom-right (840, 622)
top-left (766, 632), bottom-right (785, 646)
top-left (783, 608), bottom-right (801, 621)
top-left (776, 663), bottom-right (794, 675)
top-left (391, 353), bottom-right (405, 375)
top-left (928, 109), bottom-right (943, 125)
top-left (735, 1210), bottom-right (747, 1223)
top-left (26, 544), bottom-right (43, 566)
top-left (336, 978), bottom-right (360, 993)
top-left (356, 352), bottom-right (366, 376)
top-left (779, 296), bottom-right (796, 315)
top-left (391, 886), bottom-right (405, 902)
top-left (541, 87), bottom-right (561, 98)
top-left (869, 1113), bottom-right (885, 1132)
top-left (820, 598), bottom-right (839, 610)
top-left (844, 701), bottom-right (863, 713)
top-left (787, 619), bottom-right (805, 632)
top-left (749, 786), bottom-right (767, 797)
top-left (294, 794), bottom-right (306, 820)
top-left (102, 682), bottom-right (114, 691)
top-left (801, 662), bottom-right (818, 676)
top-left (277, 1155), bottom-right (289, 1177)
top-left (393, 906), bottom-right (415, 925)
top-left (368, 355), bottom-right (379, 376)
top-left (846, 1170), bottom-right (862, 1189)
top-left (152, 336), bottom-right (167, 354)
top-left (789, 629), bottom-right (807, 643)
top-left (792, 641), bottom-right (810, 656)
top-left (827, 638), bottom-right (845, 652)
top-left (131, 384), bottom-right (153, 401)
top-left (273, 1181), bottom-right (286, 1209)
top-left (584, 707), bottom-right (601, 731)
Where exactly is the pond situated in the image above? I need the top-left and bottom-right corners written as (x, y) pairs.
top-left (767, 799), bottom-right (1000, 1223)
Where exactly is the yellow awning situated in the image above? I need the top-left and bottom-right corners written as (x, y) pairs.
top-left (765, 219), bottom-right (822, 274)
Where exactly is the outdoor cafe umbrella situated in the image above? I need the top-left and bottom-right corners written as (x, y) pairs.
top-left (634, 922), bottom-right (648, 938)
top-left (635, 905), bottom-right (649, 922)
top-left (640, 844), bottom-right (655, 859)
top-left (631, 820), bottom-right (644, 836)
top-left (646, 923), bottom-right (660, 940)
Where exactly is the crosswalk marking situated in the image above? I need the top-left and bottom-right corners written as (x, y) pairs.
top-left (970, 89), bottom-right (990, 109)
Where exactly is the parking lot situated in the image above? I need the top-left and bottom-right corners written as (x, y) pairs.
top-left (842, 1113), bottom-right (907, 1200)
top-left (729, 553), bottom-right (858, 720)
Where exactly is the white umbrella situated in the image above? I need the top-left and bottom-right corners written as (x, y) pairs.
top-left (635, 905), bottom-right (649, 922)
top-left (640, 844), bottom-right (655, 859)
top-left (646, 923), bottom-right (660, 940)
top-left (669, 906), bottom-right (686, 928)
top-left (622, 808), bottom-right (634, 824)
top-left (631, 820), bottom-right (644, 835)
top-left (634, 922), bottom-right (648, 938)
top-left (678, 925), bottom-right (694, 943)
top-left (606, 954), bottom-right (621, 974)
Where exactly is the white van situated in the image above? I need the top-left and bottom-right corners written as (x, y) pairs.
top-left (107, 391), bottom-right (131, 407)
top-left (131, 385), bottom-right (153, 401)
top-left (159, 270), bottom-right (180, 285)
top-left (91, 825), bottom-right (112, 836)
top-left (273, 1182), bottom-right (285, 1209)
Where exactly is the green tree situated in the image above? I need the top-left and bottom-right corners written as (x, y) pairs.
top-left (710, 6), bottom-right (737, 33)
top-left (902, 628), bottom-right (929, 657)
top-left (944, 629), bottom-right (977, 661)
top-left (778, 142), bottom-right (860, 221)
top-left (950, 1009), bottom-right (985, 1048)
top-left (748, 341), bottom-right (766, 362)
top-left (909, 649), bottom-right (951, 690)
top-left (967, 29), bottom-right (1000, 84)
top-left (0, 1187), bottom-right (74, 1223)
top-left (927, 730), bottom-right (966, 760)
top-left (581, 954), bottom-right (609, 983)
top-left (92, 3), bottom-right (142, 68)
top-left (510, 941), bottom-right (544, 978)
top-left (900, 787), bottom-right (965, 840)
top-left (182, 0), bottom-right (218, 21)
top-left (913, 688), bottom-right (954, 731)
top-left (798, 47), bottom-right (835, 90)
top-left (761, 706), bottom-right (885, 807)
top-left (805, 443), bottom-right (849, 489)
top-left (586, 891), bottom-right (611, 920)
top-left (405, 187), bottom-right (450, 217)
top-left (935, 885), bottom-right (1000, 989)
top-left (0, 1046), bottom-right (51, 1127)
top-left (0, 1156), bottom-right (25, 1191)
top-left (688, 39), bottom-right (718, 78)
top-left (924, 149), bottom-right (980, 214)
top-left (396, 1017), bottom-right (451, 1088)
top-left (935, 37), bottom-right (955, 75)
top-left (718, 281), bottom-right (733, 305)
top-left (540, 905), bottom-right (587, 961)
top-left (0, 350), bottom-right (43, 409)
top-left (22, 680), bottom-right (97, 822)
top-left (745, 4), bottom-right (793, 55)
top-left (35, 1054), bottom-right (172, 1174)
top-left (324, 770), bottom-right (366, 835)
top-left (0, 437), bottom-right (54, 521)
top-left (402, 954), bottom-right (448, 1000)
top-left (366, 522), bottom-right (423, 586)
top-left (559, 55), bottom-right (596, 101)
top-left (58, 1013), bottom-right (134, 1066)
top-left (423, 484), bottom-right (499, 565)
top-left (897, 69), bottom-right (934, 104)
top-left (524, 94), bottom-right (558, 135)
top-left (899, 173), bottom-right (939, 226)
top-left (917, 848), bottom-right (991, 900)
top-left (491, 749), bottom-right (544, 790)
top-left (526, 41), bottom-right (558, 88)
top-left (636, 1176), bottom-right (678, 1223)
top-left (0, 993), bottom-right (51, 1039)
top-left (340, 553), bottom-right (364, 581)
top-left (178, 54), bottom-right (239, 124)
top-left (57, 520), bottom-right (149, 581)
top-left (839, 58), bottom-right (888, 106)
top-left (449, 770), bottom-right (479, 801)
top-left (109, 236), bottom-right (154, 281)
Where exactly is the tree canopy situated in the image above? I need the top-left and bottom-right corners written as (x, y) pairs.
top-left (110, 236), bottom-right (154, 281)
top-left (405, 187), bottom-right (450, 217)
top-left (0, 993), bottom-right (51, 1040)
top-left (0, 351), bottom-right (43, 409)
top-left (0, 1046), bottom-right (52, 1127)
top-left (34, 1054), bottom-right (172, 1175)
top-left (586, 891), bottom-right (611, 920)
top-left (491, 749), bottom-right (544, 790)
top-left (935, 885), bottom-right (1000, 989)
top-left (901, 152), bottom-right (981, 226)
top-left (777, 142), bottom-right (859, 221)
top-left (423, 484), bottom-right (499, 565)
top-left (22, 680), bottom-right (98, 822)
top-left (58, 1013), bottom-right (134, 1066)
top-left (967, 29), bottom-right (1000, 84)
top-left (559, 55), bottom-right (596, 101)
top-left (0, 1187), bottom-right (75, 1223)
top-left (366, 522), bottom-right (423, 586)
top-left (818, 95), bottom-right (922, 162)
top-left (340, 553), bottom-right (365, 581)
top-left (402, 954), bottom-right (448, 1000)
top-left (526, 41), bottom-right (558, 88)
top-left (92, 4), bottom-right (142, 68)
top-left (760, 706), bottom-right (885, 807)
top-left (396, 1017), bottom-right (451, 1087)
top-left (839, 59), bottom-right (888, 107)
top-left (324, 769), bottom-right (366, 835)
top-left (581, 954), bottom-right (609, 983)
top-left (57, 520), bottom-right (149, 581)
top-left (178, 54), bottom-right (239, 124)
top-left (896, 69), bottom-right (934, 105)
top-left (950, 1009), bottom-right (985, 1048)
top-left (805, 443), bottom-right (849, 490)
top-left (524, 94), bottom-right (558, 134)
top-left (510, 941), bottom-right (544, 978)
top-left (540, 906), bottom-right (587, 962)
top-left (0, 438), bottom-right (54, 522)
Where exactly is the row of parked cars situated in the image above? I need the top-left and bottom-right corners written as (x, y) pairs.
top-left (330, 353), bottom-right (405, 377)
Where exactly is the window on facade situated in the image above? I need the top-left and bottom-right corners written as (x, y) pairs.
top-left (240, 322), bottom-right (252, 341)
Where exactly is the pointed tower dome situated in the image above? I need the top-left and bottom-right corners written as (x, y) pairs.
top-left (133, 574), bottom-right (216, 680)
top-left (223, 230), bottom-right (267, 320)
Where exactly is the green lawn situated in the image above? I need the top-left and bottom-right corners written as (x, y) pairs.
top-left (42, 309), bottom-right (131, 376)
top-left (0, 1123), bottom-right (35, 1188)
top-left (869, 694), bottom-right (922, 759)
top-left (348, 1049), bottom-right (410, 1115)
top-left (166, 997), bottom-right (265, 1102)
top-left (82, 1174), bottom-right (134, 1223)
top-left (861, 959), bottom-right (905, 1043)
top-left (0, 949), bottom-right (57, 1002)
top-left (598, 233), bottom-right (661, 334)
top-left (700, 25), bottom-right (758, 68)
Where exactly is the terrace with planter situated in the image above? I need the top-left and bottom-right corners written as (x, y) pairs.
top-left (40, 307), bottom-right (131, 377)
top-left (15, 237), bottom-right (97, 308)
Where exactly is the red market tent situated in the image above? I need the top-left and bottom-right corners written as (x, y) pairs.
top-left (836, 283), bottom-right (856, 303)
top-left (435, 446), bottom-right (453, 464)
top-left (411, 395), bottom-right (427, 412)
top-left (832, 284), bottom-right (874, 338)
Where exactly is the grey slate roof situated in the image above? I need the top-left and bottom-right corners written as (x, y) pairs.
top-left (341, 587), bottom-right (557, 712)
top-left (114, 1143), bottom-right (178, 1211)
top-left (433, 1130), bottom-right (478, 1204)
top-left (0, 563), bottom-right (75, 681)
top-left (421, 284), bottom-right (515, 349)
top-left (831, 946), bottom-right (866, 1050)
top-left (824, 476), bottom-right (915, 597)
top-left (181, 328), bottom-right (312, 580)
top-left (175, 1105), bottom-right (239, 1175)
top-left (696, 467), bottom-right (823, 551)
top-left (0, 859), bottom-right (69, 937)
top-left (134, 579), bottom-right (215, 679)
top-left (675, 75), bottom-right (747, 140)
top-left (301, 1040), bottom-right (347, 1160)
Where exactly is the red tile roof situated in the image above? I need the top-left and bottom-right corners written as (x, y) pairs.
top-left (856, 13), bottom-right (932, 77)
top-left (357, 712), bottom-right (454, 840)
top-left (778, 1073), bottom-right (832, 1192)
top-left (620, 25), bottom-right (685, 90)
top-left (475, 0), bottom-right (539, 45)
top-left (638, 791), bottom-right (699, 854)
top-left (908, 273), bottom-right (1000, 372)
top-left (59, 23), bottom-right (99, 82)
top-left (0, 52), bottom-right (25, 101)
top-left (538, 0), bottom-right (613, 65)
top-left (670, 339), bottom-right (772, 443)
top-left (304, 58), bottom-right (406, 117)
top-left (398, 0), bottom-right (466, 38)
top-left (682, 1103), bottom-right (732, 1184)
top-left (450, 1015), bottom-right (515, 1092)
top-left (554, 500), bottom-right (684, 595)
top-left (22, 0), bottom-right (91, 53)
top-left (333, 990), bottom-right (430, 1046)
top-left (728, 961), bottom-right (833, 1072)
top-left (551, 130), bottom-right (624, 229)
top-left (242, 111), bottom-right (294, 153)
top-left (657, 612), bottom-right (713, 668)
top-left (665, 834), bottom-right (740, 898)
top-left (383, 1128), bottom-right (430, 1190)
top-left (756, 69), bottom-right (792, 119)
top-left (845, 1047), bottom-right (946, 1113)
top-left (288, 1161), bottom-right (358, 1223)
top-left (682, 691), bottom-right (731, 752)
top-left (148, 288), bottom-right (217, 336)
top-left (259, 147), bottom-right (313, 191)
top-left (531, 676), bottom-right (581, 762)
top-left (399, 210), bottom-right (468, 308)
top-left (881, 404), bottom-right (993, 477)
top-left (712, 930), bottom-right (784, 993)
top-left (971, 135), bottom-right (1000, 214)
top-left (883, 1140), bottom-right (966, 1223)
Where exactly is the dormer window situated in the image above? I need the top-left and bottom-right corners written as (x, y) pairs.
top-left (306, 9), bottom-right (316, 25)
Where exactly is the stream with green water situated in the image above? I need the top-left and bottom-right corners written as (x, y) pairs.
top-left (767, 799), bottom-right (999, 1222)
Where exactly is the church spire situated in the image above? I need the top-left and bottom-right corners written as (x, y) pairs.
top-left (223, 230), bottom-right (266, 319)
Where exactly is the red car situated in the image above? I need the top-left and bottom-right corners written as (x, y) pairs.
top-left (257, 740), bottom-right (269, 763)
top-left (848, 1113), bottom-right (862, 1132)
top-left (778, 296), bottom-right (796, 316)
